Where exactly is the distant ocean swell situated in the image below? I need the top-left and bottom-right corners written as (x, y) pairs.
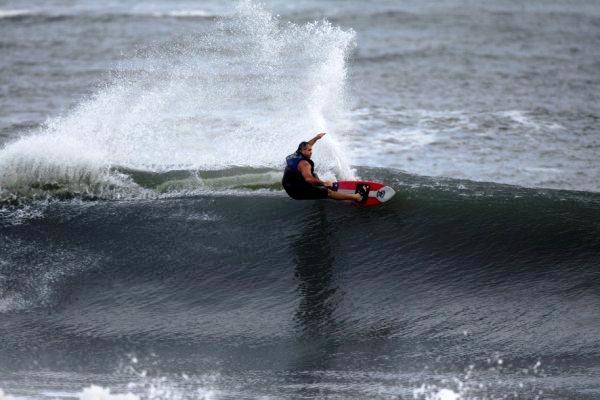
top-left (0, 9), bottom-right (217, 22)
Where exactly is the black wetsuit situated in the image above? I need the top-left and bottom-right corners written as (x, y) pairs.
top-left (282, 153), bottom-right (328, 200)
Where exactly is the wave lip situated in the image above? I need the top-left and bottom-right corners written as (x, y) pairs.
top-left (149, 10), bottom-right (215, 19)
top-left (0, 8), bottom-right (219, 23)
top-left (0, 161), bottom-right (288, 203)
top-left (0, 9), bottom-right (73, 22)
top-left (0, 9), bottom-right (33, 19)
top-left (0, 130), bottom-right (131, 202)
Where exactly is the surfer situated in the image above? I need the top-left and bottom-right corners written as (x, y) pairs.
top-left (282, 133), bottom-right (365, 202)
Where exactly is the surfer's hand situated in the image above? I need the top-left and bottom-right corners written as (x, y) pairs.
top-left (308, 132), bottom-right (326, 145)
top-left (323, 180), bottom-right (333, 188)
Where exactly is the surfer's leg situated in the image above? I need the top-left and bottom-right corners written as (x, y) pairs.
top-left (327, 190), bottom-right (362, 202)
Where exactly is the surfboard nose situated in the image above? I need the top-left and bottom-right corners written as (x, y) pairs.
top-left (376, 186), bottom-right (395, 203)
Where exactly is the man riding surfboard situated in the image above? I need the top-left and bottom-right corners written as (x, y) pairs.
top-left (282, 133), bottom-right (365, 202)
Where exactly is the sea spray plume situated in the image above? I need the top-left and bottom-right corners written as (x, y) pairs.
top-left (0, 0), bottom-right (357, 201)
top-left (233, 0), bottom-right (357, 177)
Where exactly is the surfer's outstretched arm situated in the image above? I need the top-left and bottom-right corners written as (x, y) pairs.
top-left (307, 132), bottom-right (326, 146)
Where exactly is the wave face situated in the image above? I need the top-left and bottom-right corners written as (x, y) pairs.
top-left (0, 0), bottom-right (355, 202)
top-left (1, 168), bottom-right (599, 398)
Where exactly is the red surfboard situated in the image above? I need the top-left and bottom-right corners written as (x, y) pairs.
top-left (332, 180), bottom-right (396, 207)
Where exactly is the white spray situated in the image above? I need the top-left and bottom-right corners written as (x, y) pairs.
top-left (0, 0), bottom-right (357, 198)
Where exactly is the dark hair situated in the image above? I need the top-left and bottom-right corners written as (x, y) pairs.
top-left (296, 141), bottom-right (309, 155)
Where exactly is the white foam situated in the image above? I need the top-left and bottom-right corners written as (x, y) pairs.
top-left (74, 383), bottom-right (217, 400)
top-left (0, 202), bottom-right (46, 226)
top-left (0, 9), bottom-right (32, 18)
top-left (433, 389), bottom-right (460, 400)
top-left (78, 385), bottom-right (138, 400)
top-left (413, 385), bottom-right (461, 400)
top-left (163, 10), bottom-right (213, 18)
top-left (0, 389), bottom-right (14, 400)
top-left (500, 110), bottom-right (541, 130)
top-left (0, 293), bottom-right (26, 313)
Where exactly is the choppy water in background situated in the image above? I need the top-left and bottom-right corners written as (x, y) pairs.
top-left (1, 0), bottom-right (599, 192)
top-left (0, 0), bottom-right (599, 399)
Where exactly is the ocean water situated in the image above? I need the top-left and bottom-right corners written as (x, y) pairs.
top-left (0, 0), bottom-right (599, 399)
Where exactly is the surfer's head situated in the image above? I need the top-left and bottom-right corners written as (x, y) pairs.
top-left (296, 142), bottom-right (313, 159)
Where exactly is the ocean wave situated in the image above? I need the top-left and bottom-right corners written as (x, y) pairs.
top-left (1, 167), bottom-right (598, 326)
top-left (0, 9), bottom-right (218, 23)
top-left (149, 10), bottom-right (216, 19)
top-left (0, 168), bottom-right (597, 400)
top-left (0, 9), bottom-right (33, 19)
top-left (0, 10), bottom-right (71, 22)
top-left (2, 159), bottom-right (600, 206)
top-left (0, 156), bottom-right (593, 206)
top-left (0, 162), bottom-right (285, 203)
top-left (355, 47), bottom-right (450, 64)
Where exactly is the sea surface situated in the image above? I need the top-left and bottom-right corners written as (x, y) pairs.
top-left (0, 1), bottom-right (599, 399)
